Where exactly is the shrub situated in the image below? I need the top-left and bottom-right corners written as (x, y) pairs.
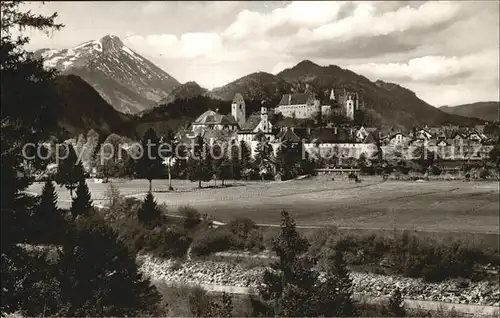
top-left (113, 201), bottom-right (191, 258)
top-left (143, 224), bottom-right (192, 258)
top-left (170, 260), bottom-right (183, 271)
top-left (387, 288), bottom-right (405, 317)
top-left (479, 168), bottom-right (490, 179)
top-left (190, 218), bottom-right (264, 256)
top-left (190, 228), bottom-right (233, 256)
top-left (318, 229), bottom-right (486, 282)
top-left (227, 217), bottom-right (257, 235)
top-left (245, 229), bottom-right (265, 252)
top-left (430, 165), bottom-right (442, 176)
top-left (179, 205), bottom-right (201, 229)
top-left (188, 286), bottom-right (212, 317)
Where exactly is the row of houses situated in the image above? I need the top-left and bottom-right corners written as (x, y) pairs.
top-left (175, 93), bottom-right (496, 163)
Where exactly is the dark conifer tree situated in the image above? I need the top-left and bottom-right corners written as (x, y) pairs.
top-left (32, 180), bottom-right (66, 242)
top-left (316, 247), bottom-right (357, 317)
top-left (38, 180), bottom-right (59, 219)
top-left (70, 178), bottom-right (93, 219)
top-left (55, 144), bottom-right (84, 198)
top-left (259, 210), bottom-right (318, 317)
top-left (137, 191), bottom-right (161, 227)
top-left (136, 128), bottom-right (163, 192)
top-left (57, 214), bottom-right (162, 316)
top-left (1, 1), bottom-right (64, 314)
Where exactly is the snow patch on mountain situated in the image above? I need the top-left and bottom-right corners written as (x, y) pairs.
top-left (121, 46), bottom-right (140, 60)
top-left (35, 35), bottom-right (180, 114)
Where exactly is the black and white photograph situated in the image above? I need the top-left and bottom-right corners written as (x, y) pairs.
top-left (1, 1), bottom-right (499, 317)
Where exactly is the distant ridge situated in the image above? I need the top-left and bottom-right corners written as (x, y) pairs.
top-left (440, 102), bottom-right (499, 122)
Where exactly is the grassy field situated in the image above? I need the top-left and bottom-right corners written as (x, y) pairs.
top-left (27, 175), bottom-right (499, 234)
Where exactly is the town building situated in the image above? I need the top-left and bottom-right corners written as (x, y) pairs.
top-left (191, 109), bottom-right (239, 134)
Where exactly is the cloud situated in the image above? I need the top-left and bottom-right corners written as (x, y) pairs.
top-left (125, 33), bottom-right (228, 61)
top-left (346, 50), bottom-right (499, 83)
top-left (271, 61), bottom-right (298, 75)
top-left (223, 1), bottom-right (347, 40)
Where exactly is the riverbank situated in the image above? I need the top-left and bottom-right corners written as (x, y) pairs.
top-left (137, 254), bottom-right (500, 308)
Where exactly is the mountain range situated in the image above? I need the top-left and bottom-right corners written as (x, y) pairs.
top-left (155, 60), bottom-right (486, 130)
top-left (440, 102), bottom-right (499, 122)
top-left (35, 35), bottom-right (496, 137)
top-left (35, 35), bottom-right (179, 114)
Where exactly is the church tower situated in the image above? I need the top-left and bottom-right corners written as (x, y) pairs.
top-left (329, 88), bottom-right (336, 101)
top-left (345, 94), bottom-right (355, 120)
top-left (231, 93), bottom-right (246, 128)
top-left (260, 101), bottom-right (270, 133)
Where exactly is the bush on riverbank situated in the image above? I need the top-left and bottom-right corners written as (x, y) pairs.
top-left (190, 218), bottom-right (264, 257)
top-left (106, 194), bottom-right (193, 258)
top-left (308, 228), bottom-right (495, 282)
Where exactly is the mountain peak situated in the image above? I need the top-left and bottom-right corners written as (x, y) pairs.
top-left (296, 60), bottom-right (320, 68)
top-left (184, 81), bottom-right (202, 87)
top-left (38, 33), bottom-right (180, 114)
top-left (99, 34), bottom-right (124, 51)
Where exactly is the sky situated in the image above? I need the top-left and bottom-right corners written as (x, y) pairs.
top-left (21, 1), bottom-right (500, 107)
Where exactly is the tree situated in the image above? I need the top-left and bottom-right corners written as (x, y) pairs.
top-left (81, 129), bottom-right (100, 172)
top-left (137, 191), bottom-right (161, 227)
top-left (212, 142), bottom-right (232, 186)
top-left (136, 128), bottom-right (164, 192)
top-left (316, 247), bottom-right (357, 317)
top-left (56, 214), bottom-right (162, 316)
top-left (259, 210), bottom-right (319, 317)
top-left (388, 288), bottom-right (405, 317)
top-left (162, 129), bottom-right (177, 190)
top-left (357, 153), bottom-right (368, 172)
top-left (254, 137), bottom-right (273, 180)
top-left (32, 180), bottom-right (66, 243)
top-left (188, 135), bottom-right (213, 188)
top-left (237, 140), bottom-right (252, 180)
top-left (259, 211), bottom-right (358, 317)
top-left (299, 148), bottom-right (316, 176)
top-left (94, 133), bottom-right (133, 181)
top-left (172, 140), bottom-right (188, 179)
top-left (1, 1), bottom-right (64, 314)
top-left (489, 135), bottom-right (500, 170)
top-left (37, 180), bottom-right (59, 220)
top-left (71, 179), bottom-right (93, 219)
top-left (55, 143), bottom-right (85, 198)
top-left (412, 145), bottom-right (440, 171)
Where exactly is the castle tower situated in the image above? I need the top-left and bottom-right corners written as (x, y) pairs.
top-left (231, 93), bottom-right (246, 128)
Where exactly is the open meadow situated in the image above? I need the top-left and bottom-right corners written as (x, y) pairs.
top-left (27, 175), bottom-right (499, 234)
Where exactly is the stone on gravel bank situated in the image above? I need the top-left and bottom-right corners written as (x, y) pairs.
top-left (137, 254), bottom-right (500, 307)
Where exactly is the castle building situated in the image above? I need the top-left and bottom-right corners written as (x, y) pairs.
top-left (274, 93), bottom-right (321, 119)
top-left (274, 88), bottom-right (361, 120)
